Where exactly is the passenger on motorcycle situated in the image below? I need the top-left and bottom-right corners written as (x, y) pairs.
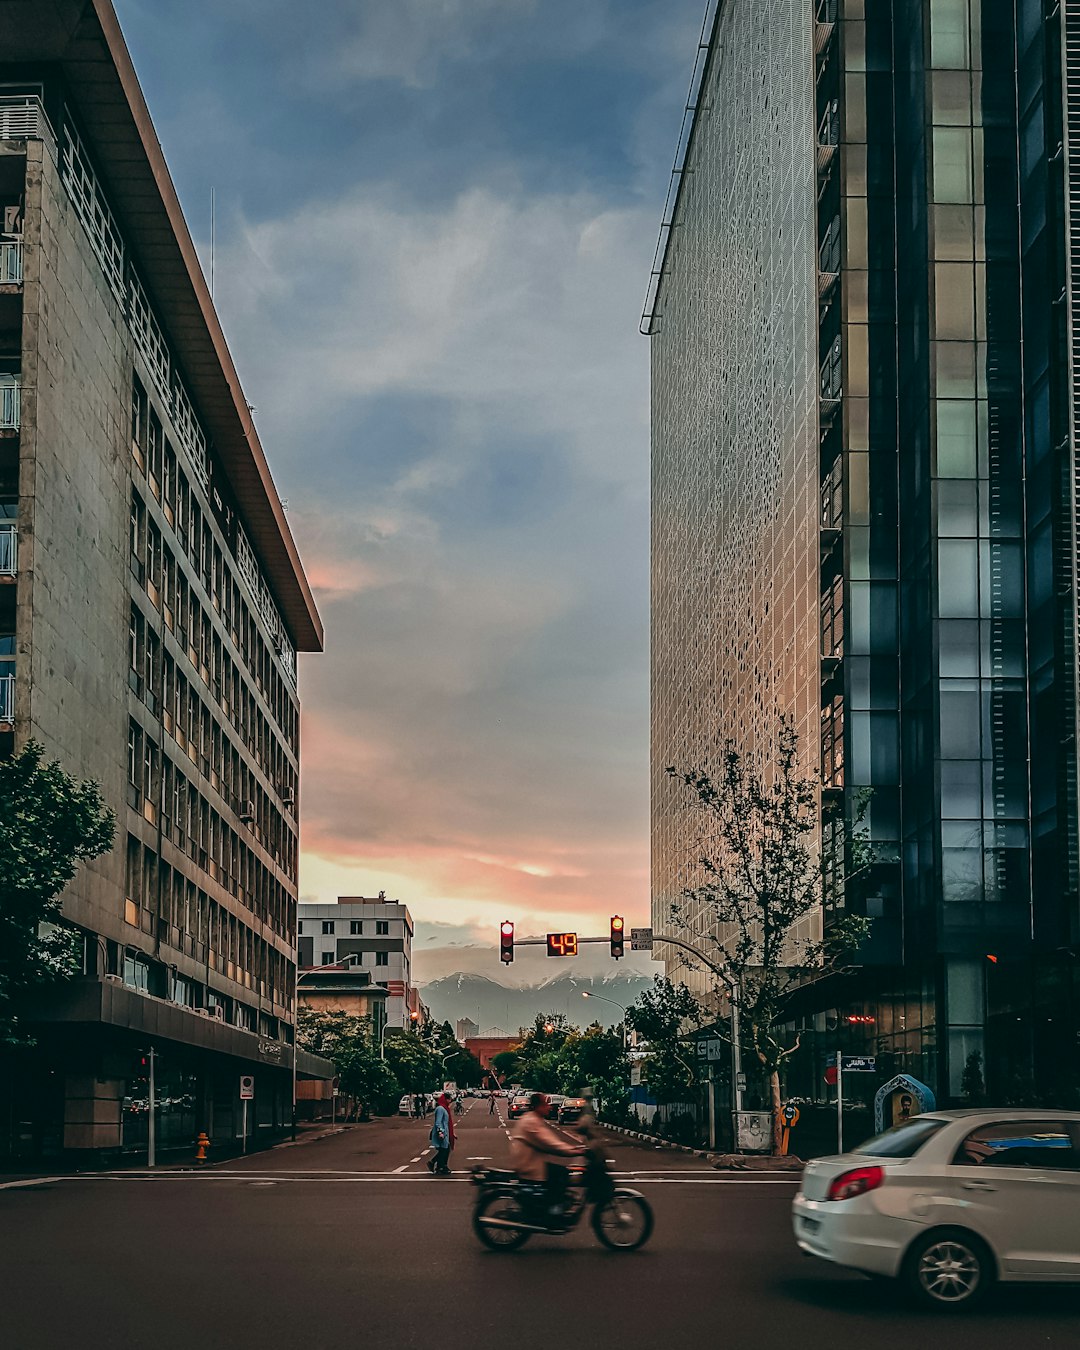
top-left (509, 1092), bottom-right (585, 1222)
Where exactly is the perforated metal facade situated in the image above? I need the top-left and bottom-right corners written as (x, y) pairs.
top-left (650, 0), bottom-right (819, 990)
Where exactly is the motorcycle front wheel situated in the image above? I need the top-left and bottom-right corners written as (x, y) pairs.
top-left (473, 1192), bottom-right (532, 1251)
top-left (591, 1191), bottom-right (653, 1252)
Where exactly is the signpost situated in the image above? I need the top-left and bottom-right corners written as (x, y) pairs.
top-left (835, 1053), bottom-right (875, 1153)
top-left (240, 1074), bottom-right (255, 1155)
top-left (630, 927), bottom-right (653, 951)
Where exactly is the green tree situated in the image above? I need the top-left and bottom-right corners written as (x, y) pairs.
top-left (296, 1008), bottom-right (399, 1116)
top-left (491, 1049), bottom-right (520, 1083)
top-left (514, 1014), bottom-right (575, 1091)
top-left (626, 976), bottom-right (707, 1105)
top-left (383, 1034), bottom-right (442, 1094)
top-left (555, 1022), bottom-right (629, 1113)
top-left (0, 742), bottom-right (115, 1044)
top-left (666, 719), bottom-right (872, 1152)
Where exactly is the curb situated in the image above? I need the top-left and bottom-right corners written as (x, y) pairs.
top-left (272, 1124), bottom-right (356, 1150)
top-left (600, 1122), bottom-right (805, 1171)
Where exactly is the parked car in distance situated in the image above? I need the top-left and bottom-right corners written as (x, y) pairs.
top-left (559, 1098), bottom-right (588, 1124)
top-left (507, 1094), bottom-right (531, 1120)
top-left (398, 1095), bottom-right (413, 1116)
top-left (792, 1109), bottom-right (1080, 1311)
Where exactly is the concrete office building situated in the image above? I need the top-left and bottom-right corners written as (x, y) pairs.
top-left (0, 0), bottom-right (327, 1160)
top-left (648, 0), bottom-right (1079, 1106)
top-left (299, 896), bottom-right (415, 1032)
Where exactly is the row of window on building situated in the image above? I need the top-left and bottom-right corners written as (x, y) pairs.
top-left (301, 919), bottom-right (391, 936)
top-left (123, 832), bottom-right (292, 1008)
top-left (126, 720), bottom-right (294, 940)
top-left (128, 603), bottom-right (295, 874)
top-left (131, 372), bottom-right (298, 746)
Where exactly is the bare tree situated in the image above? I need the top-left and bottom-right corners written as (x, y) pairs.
top-left (666, 719), bottom-right (871, 1153)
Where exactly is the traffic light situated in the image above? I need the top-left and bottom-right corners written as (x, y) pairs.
top-left (500, 921), bottom-right (515, 964)
top-left (610, 915), bottom-right (625, 960)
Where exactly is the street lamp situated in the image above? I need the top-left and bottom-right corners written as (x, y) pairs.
top-left (292, 953), bottom-right (366, 1140)
top-left (582, 990), bottom-right (628, 1048)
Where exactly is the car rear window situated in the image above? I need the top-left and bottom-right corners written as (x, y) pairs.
top-left (853, 1117), bottom-right (948, 1158)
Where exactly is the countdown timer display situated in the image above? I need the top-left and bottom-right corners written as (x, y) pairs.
top-left (545, 932), bottom-right (579, 957)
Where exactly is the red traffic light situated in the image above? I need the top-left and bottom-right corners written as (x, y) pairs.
top-left (500, 921), bottom-right (515, 964)
top-left (610, 915), bottom-right (625, 960)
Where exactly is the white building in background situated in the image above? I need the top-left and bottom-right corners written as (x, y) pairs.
top-left (298, 896), bottom-right (414, 1031)
top-left (455, 1017), bottom-right (479, 1043)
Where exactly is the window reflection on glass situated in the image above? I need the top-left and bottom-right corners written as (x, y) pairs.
top-left (939, 540), bottom-right (979, 616)
top-left (935, 343), bottom-right (977, 398)
top-left (937, 480), bottom-right (978, 536)
top-left (935, 399), bottom-right (977, 475)
top-left (935, 263), bottom-right (975, 340)
top-left (929, 0), bottom-right (970, 70)
top-left (933, 127), bottom-right (973, 203)
top-left (933, 205), bottom-right (975, 260)
top-left (931, 70), bottom-right (971, 125)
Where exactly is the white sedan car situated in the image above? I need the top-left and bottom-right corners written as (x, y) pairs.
top-left (793, 1109), bottom-right (1080, 1310)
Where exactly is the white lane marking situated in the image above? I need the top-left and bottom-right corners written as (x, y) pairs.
top-left (392, 1164), bottom-right (411, 1173)
top-left (0, 1177), bottom-right (63, 1191)
top-left (409, 1156), bottom-right (423, 1164)
top-left (52, 1171), bottom-right (799, 1186)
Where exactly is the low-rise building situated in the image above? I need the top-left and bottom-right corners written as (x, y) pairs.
top-left (298, 895), bottom-right (414, 1031)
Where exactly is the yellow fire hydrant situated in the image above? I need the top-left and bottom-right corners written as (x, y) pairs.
top-left (195, 1131), bottom-right (210, 1164)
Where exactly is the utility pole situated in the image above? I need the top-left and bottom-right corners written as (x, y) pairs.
top-left (147, 1046), bottom-right (157, 1169)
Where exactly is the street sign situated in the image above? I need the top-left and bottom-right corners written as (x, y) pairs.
top-left (630, 927), bottom-right (653, 951)
top-left (840, 1055), bottom-right (877, 1073)
top-left (630, 1064), bottom-right (642, 1087)
top-left (705, 1038), bottom-right (724, 1062)
top-left (239, 1074), bottom-right (255, 1100)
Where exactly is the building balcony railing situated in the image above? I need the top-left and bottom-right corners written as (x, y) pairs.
top-left (0, 94), bottom-right (54, 143)
top-left (0, 673), bottom-right (13, 723)
top-left (0, 375), bottom-right (20, 431)
top-left (0, 240), bottom-right (22, 284)
top-left (0, 523), bottom-right (15, 577)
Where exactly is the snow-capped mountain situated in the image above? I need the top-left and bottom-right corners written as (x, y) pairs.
top-left (418, 971), bottom-right (653, 1035)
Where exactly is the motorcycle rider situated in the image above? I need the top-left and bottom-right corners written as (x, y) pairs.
top-left (509, 1091), bottom-right (585, 1224)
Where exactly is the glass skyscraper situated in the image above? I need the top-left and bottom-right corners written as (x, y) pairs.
top-left (649, 0), bottom-right (1079, 1106)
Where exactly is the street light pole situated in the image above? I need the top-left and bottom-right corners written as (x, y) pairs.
top-left (581, 990), bottom-right (628, 1048)
top-left (652, 933), bottom-right (745, 1127)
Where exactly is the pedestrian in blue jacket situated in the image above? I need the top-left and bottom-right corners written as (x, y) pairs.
top-left (427, 1093), bottom-right (453, 1175)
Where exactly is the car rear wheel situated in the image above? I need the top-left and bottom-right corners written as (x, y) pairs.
top-left (902, 1229), bottom-right (992, 1311)
top-left (473, 1193), bottom-right (531, 1252)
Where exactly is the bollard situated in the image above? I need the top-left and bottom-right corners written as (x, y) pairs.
top-left (195, 1131), bottom-right (210, 1164)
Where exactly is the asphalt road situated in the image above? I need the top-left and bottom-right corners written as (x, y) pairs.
top-left (2, 1099), bottom-right (1077, 1350)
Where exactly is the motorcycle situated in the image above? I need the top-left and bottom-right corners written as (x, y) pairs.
top-left (471, 1155), bottom-right (654, 1252)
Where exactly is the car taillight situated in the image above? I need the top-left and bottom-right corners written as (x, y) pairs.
top-left (826, 1165), bottom-right (884, 1202)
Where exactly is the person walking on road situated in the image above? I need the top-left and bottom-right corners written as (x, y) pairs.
top-left (427, 1092), bottom-right (455, 1175)
top-left (488, 1089), bottom-right (497, 1115)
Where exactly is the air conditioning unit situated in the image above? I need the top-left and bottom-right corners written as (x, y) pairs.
top-left (212, 1005), bottom-right (225, 1022)
top-left (282, 790), bottom-right (295, 808)
top-left (239, 800), bottom-right (255, 822)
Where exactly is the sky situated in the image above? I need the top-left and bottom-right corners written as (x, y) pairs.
top-left (113, 0), bottom-right (706, 981)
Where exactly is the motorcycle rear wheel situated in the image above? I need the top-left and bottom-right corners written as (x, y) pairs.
top-left (473, 1192), bottom-right (532, 1251)
top-left (591, 1191), bottom-right (653, 1252)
